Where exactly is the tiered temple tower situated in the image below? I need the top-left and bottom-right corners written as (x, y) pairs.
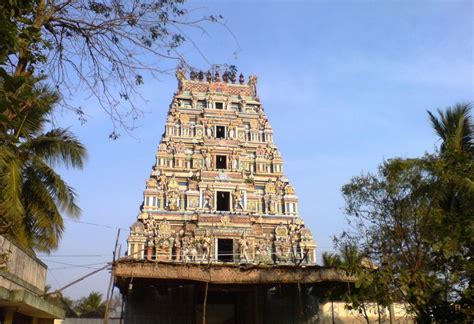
top-left (127, 68), bottom-right (316, 265)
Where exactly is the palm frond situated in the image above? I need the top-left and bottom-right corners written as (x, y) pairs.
top-left (29, 157), bottom-right (81, 216)
top-left (0, 145), bottom-right (24, 229)
top-left (21, 167), bottom-right (65, 251)
top-left (23, 128), bottom-right (87, 169)
top-left (428, 110), bottom-right (447, 142)
top-left (428, 102), bottom-right (473, 155)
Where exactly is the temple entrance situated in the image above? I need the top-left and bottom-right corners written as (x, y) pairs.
top-left (196, 289), bottom-right (236, 324)
top-left (217, 239), bottom-right (234, 262)
top-left (216, 191), bottom-right (230, 211)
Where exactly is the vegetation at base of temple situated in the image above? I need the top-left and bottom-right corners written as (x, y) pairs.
top-left (61, 291), bottom-right (121, 318)
top-left (0, 74), bottom-right (87, 252)
top-left (332, 103), bottom-right (473, 323)
top-left (0, 0), bottom-right (224, 133)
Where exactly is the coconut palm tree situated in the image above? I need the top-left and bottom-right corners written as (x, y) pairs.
top-left (0, 84), bottom-right (86, 252)
top-left (322, 252), bottom-right (342, 267)
top-left (428, 103), bottom-right (473, 156)
top-left (339, 245), bottom-right (362, 276)
top-left (75, 292), bottom-right (106, 318)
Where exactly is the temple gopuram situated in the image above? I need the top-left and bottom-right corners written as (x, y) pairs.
top-left (128, 68), bottom-right (316, 265)
top-left (113, 68), bottom-right (354, 324)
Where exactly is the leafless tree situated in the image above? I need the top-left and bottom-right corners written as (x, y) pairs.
top-left (2, 0), bottom-right (237, 134)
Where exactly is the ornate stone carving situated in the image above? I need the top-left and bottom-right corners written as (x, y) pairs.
top-left (228, 123), bottom-right (236, 139)
top-left (166, 176), bottom-right (180, 211)
top-left (202, 150), bottom-right (212, 169)
top-left (205, 123), bottom-right (213, 138)
top-left (146, 177), bottom-right (157, 189)
top-left (191, 92), bottom-right (198, 108)
top-left (258, 115), bottom-right (268, 130)
top-left (275, 224), bottom-right (288, 240)
top-left (0, 250), bottom-right (11, 270)
top-left (175, 141), bottom-right (185, 154)
top-left (201, 232), bottom-right (212, 261)
top-left (233, 188), bottom-right (244, 210)
top-left (239, 97), bottom-right (246, 112)
top-left (276, 177), bottom-right (286, 194)
top-left (158, 220), bottom-right (172, 237)
top-left (215, 171), bottom-right (230, 181)
top-left (188, 177), bottom-right (199, 191)
top-left (238, 234), bottom-right (250, 262)
top-left (285, 184), bottom-right (296, 195)
top-left (264, 144), bottom-right (274, 159)
top-left (220, 215), bottom-right (231, 226)
top-left (239, 73), bottom-right (244, 84)
top-left (256, 145), bottom-right (265, 159)
top-left (265, 179), bottom-right (276, 194)
top-left (130, 221), bottom-right (145, 236)
top-left (230, 151), bottom-right (239, 170)
top-left (255, 239), bottom-right (272, 264)
top-left (203, 185), bottom-right (213, 209)
top-left (174, 236), bottom-right (182, 261)
top-left (157, 173), bottom-right (167, 190)
top-left (265, 193), bottom-right (277, 214)
top-left (176, 67), bottom-right (186, 91)
top-left (248, 75), bottom-right (257, 95)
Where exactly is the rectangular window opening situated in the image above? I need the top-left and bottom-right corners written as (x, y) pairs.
top-left (216, 191), bottom-right (230, 211)
top-left (215, 102), bottom-right (223, 109)
top-left (216, 126), bottom-right (226, 139)
top-left (216, 155), bottom-right (227, 169)
top-left (217, 239), bottom-right (233, 262)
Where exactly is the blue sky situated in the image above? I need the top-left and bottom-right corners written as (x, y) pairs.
top-left (41, 0), bottom-right (473, 299)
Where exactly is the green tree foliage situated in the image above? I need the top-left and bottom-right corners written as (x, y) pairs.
top-left (322, 246), bottom-right (389, 324)
top-left (322, 252), bottom-right (342, 267)
top-left (338, 103), bottom-right (473, 322)
top-left (0, 0), bottom-right (225, 131)
top-left (0, 82), bottom-right (87, 252)
top-left (74, 291), bottom-right (107, 318)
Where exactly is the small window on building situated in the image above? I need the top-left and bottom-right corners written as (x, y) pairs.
top-left (217, 238), bottom-right (233, 262)
top-left (216, 191), bottom-right (230, 211)
top-left (197, 100), bottom-right (206, 108)
top-left (216, 126), bottom-right (226, 139)
top-left (215, 102), bottom-right (223, 109)
top-left (216, 155), bottom-right (227, 169)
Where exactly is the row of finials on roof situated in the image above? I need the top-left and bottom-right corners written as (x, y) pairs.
top-left (179, 68), bottom-right (251, 84)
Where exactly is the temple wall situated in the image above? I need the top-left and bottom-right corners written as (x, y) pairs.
top-left (119, 279), bottom-right (414, 324)
top-left (317, 302), bottom-right (414, 324)
top-left (121, 283), bottom-right (313, 324)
